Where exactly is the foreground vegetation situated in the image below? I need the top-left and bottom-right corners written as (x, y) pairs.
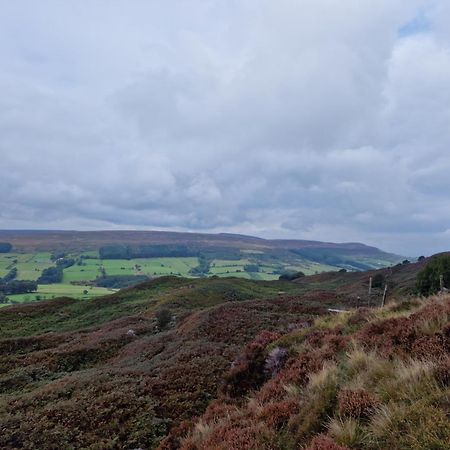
top-left (166, 295), bottom-right (450, 450)
top-left (0, 276), bottom-right (332, 449)
top-left (1, 256), bottom-right (446, 449)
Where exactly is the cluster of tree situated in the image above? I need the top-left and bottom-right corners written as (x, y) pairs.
top-left (279, 271), bottom-right (305, 281)
top-left (244, 264), bottom-right (259, 273)
top-left (0, 265), bottom-right (37, 297)
top-left (155, 308), bottom-right (172, 330)
top-left (2, 267), bottom-right (17, 282)
top-left (0, 279), bottom-right (37, 295)
top-left (99, 244), bottom-right (198, 259)
top-left (371, 273), bottom-right (385, 288)
top-left (189, 255), bottom-right (210, 276)
top-left (200, 248), bottom-right (242, 260)
top-left (37, 266), bottom-right (63, 284)
top-left (0, 242), bottom-right (12, 253)
top-left (0, 292), bottom-right (8, 304)
top-left (56, 258), bottom-right (75, 269)
top-left (94, 275), bottom-right (149, 289)
top-left (416, 254), bottom-right (450, 296)
top-left (50, 251), bottom-right (66, 261)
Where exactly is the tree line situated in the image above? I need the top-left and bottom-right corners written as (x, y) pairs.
top-left (99, 244), bottom-right (199, 259)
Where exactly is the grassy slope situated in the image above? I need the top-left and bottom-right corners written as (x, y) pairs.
top-left (171, 295), bottom-right (450, 450)
top-left (0, 260), bottom-right (432, 449)
top-left (0, 276), bottom-right (335, 449)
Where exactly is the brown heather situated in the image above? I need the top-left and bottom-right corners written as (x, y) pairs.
top-left (174, 295), bottom-right (450, 450)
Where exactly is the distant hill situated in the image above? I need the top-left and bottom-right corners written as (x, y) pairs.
top-left (0, 230), bottom-right (402, 272)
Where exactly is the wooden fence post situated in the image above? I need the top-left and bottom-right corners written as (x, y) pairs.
top-left (368, 277), bottom-right (372, 306)
top-left (381, 284), bottom-right (388, 307)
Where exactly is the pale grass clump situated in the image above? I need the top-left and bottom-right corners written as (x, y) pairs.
top-left (345, 344), bottom-right (377, 373)
top-left (277, 328), bottom-right (310, 353)
top-left (283, 383), bottom-right (303, 397)
top-left (307, 363), bottom-right (339, 391)
top-left (290, 364), bottom-right (340, 442)
top-left (314, 312), bottom-right (352, 331)
top-left (247, 398), bottom-right (265, 416)
top-left (187, 420), bottom-right (215, 445)
top-left (327, 417), bottom-right (368, 447)
top-left (368, 401), bottom-right (450, 450)
top-left (343, 346), bottom-right (393, 391)
top-left (394, 358), bottom-right (436, 384)
top-left (377, 358), bottom-right (438, 402)
top-left (372, 305), bottom-right (414, 322)
top-left (367, 404), bottom-right (391, 438)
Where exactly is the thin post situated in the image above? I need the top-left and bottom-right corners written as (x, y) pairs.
top-left (440, 274), bottom-right (444, 292)
top-left (368, 277), bottom-right (372, 306)
top-left (381, 284), bottom-right (388, 307)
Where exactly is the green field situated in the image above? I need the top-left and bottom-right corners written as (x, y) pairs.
top-left (100, 257), bottom-right (199, 277)
top-left (0, 254), bottom-right (203, 305)
top-left (0, 250), bottom-right (344, 307)
top-left (6, 284), bottom-right (116, 304)
top-left (208, 258), bottom-right (338, 280)
top-left (1, 246), bottom-right (390, 306)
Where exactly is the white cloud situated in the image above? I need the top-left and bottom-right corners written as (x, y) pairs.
top-left (1, 0), bottom-right (450, 255)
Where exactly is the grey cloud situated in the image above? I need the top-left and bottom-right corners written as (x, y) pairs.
top-left (1, 1), bottom-right (450, 255)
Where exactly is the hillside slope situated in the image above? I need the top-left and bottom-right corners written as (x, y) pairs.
top-left (166, 295), bottom-right (450, 450)
top-left (0, 259), bottom-right (432, 449)
top-left (0, 277), bottom-right (336, 449)
top-left (0, 230), bottom-right (401, 272)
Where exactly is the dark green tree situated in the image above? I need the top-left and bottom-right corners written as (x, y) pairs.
top-left (155, 308), bottom-right (172, 330)
top-left (416, 254), bottom-right (450, 296)
top-left (372, 273), bottom-right (385, 288)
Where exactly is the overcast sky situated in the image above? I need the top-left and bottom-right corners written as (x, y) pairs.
top-left (1, 1), bottom-right (450, 255)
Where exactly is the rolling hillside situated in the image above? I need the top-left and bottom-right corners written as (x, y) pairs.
top-left (0, 230), bottom-right (401, 271)
top-left (0, 257), bottom-right (440, 449)
top-left (0, 230), bottom-right (403, 305)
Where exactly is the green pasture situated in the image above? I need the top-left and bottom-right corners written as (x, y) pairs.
top-left (63, 259), bottom-right (103, 282)
top-left (283, 261), bottom-right (339, 275)
top-left (61, 257), bottom-right (199, 284)
top-left (0, 250), bottom-right (345, 306)
top-left (0, 254), bottom-right (16, 277)
top-left (123, 257), bottom-right (199, 277)
top-left (16, 252), bottom-right (54, 280)
top-left (7, 284), bottom-right (116, 304)
top-left (209, 259), bottom-right (280, 280)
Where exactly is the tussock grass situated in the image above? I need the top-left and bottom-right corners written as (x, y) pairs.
top-left (327, 417), bottom-right (368, 447)
top-left (314, 312), bottom-right (352, 331)
top-left (178, 295), bottom-right (450, 450)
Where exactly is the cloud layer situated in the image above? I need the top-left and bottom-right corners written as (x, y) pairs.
top-left (1, 0), bottom-right (450, 255)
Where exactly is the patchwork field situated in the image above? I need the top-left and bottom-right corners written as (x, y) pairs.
top-left (0, 231), bottom-right (403, 305)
